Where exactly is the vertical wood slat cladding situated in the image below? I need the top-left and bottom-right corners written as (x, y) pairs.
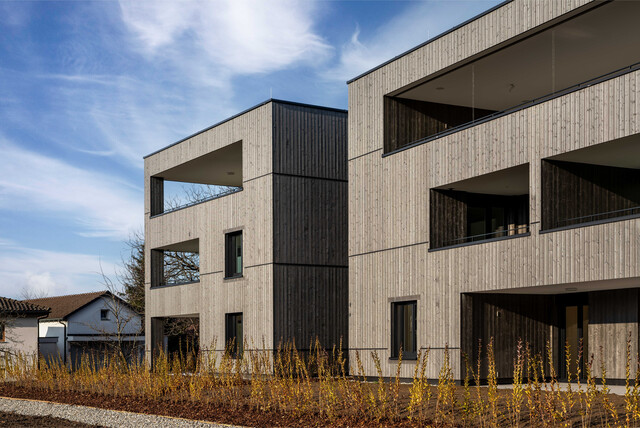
top-left (429, 190), bottom-right (466, 249)
top-left (271, 103), bottom-right (349, 351)
top-left (461, 293), bottom-right (557, 380)
top-left (384, 97), bottom-right (495, 153)
top-left (430, 189), bottom-right (529, 249)
top-left (150, 250), bottom-right (164, 288)
top-left (273, 265), bottom-right (348, 351)
top-left (145, 102), bottom-right (274, 361)
top-left (150, 177), bottom-right (164, 216)
top-left (542, 160), bottom-right (640, 230)
top-left (272, 103), bottom-right (348, 180)
top-left (589, 289), bottom-right (639, 379)
top-left (349, 0), bottom-right (596, 160)
top-left (273, 175), bottom-right (347, 266)
top-left (348, 0), bottom-right (640, 379)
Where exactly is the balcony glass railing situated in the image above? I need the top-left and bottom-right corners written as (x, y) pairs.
top-left (389, 60), bottom-right (640, 155)
top-left (552, 206), bottom-right (640, 229)
top-left (156, 186), bottom-right (243, 217)
top-left (442, 225), bottom-right (530, 248)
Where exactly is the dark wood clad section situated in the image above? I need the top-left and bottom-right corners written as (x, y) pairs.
top-left (273, 265), bottom-right (348, 350)
top-left (588, 289), bottom-right (639, 380)
top-left (271, 101), bottom-right (348, 353)
top-left (430, 189), bottom-right (466, 249)
top-left (461, 293), bottom-right (557, 380)
top-left (150, 177), bottom-right (164, 216)
top-left (150, 249), bottom-right (164, 288)
top-left (430, 190), bottom-right (529, 249)
top-left (384, 97), bottom-right (495, 153)
top-left (273, 175), bottom-right (347, 266)
top-left (589, 289), bottom-right (639, 325)
top-left (272, 102), bottom-right (347, 180)
top-left (541, 160), bottom-right (640, 230)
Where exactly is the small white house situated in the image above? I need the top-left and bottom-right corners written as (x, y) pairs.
top-left (26, 291), bottom-right (143, 368)
top-left (0, 297), bottom-right (49, 361)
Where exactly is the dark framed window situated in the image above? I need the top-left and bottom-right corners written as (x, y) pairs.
top-left (100, 309), bottom-right (109, 321)
top-left (225, 313), bottom-right (243, 358)
top-left (391, 301), bottom-right (417, 359)
top-left (0, 323), bottom-right (5, 342)
top-left (225, 231), bottom-right (243, 278)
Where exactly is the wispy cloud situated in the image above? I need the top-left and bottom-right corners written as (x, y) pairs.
top-left (324, 1), bottom-right (500, 82)
top-left (0, 139), bottom-right (142, 240)
top-left (119, 0), bottom-right (332, 76)
top-left (0, 242), bottom-right (115, 299)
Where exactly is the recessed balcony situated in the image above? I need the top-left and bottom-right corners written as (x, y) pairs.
top-left (150, 239), bottom-right (200, 288)
top-left (430, 164), bottom-right (529, 250)
top-left (384, 0), bottom-right (640, 154)
top-left (542, 135), bottom-right (640, 232)
top-left (150, 141), bottom-right (243, 217)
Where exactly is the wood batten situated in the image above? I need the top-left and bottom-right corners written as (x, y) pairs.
top-left (384, 97), bottom-right (495, 153)
top-left (349, 0), bottom-right (640, 380)
top-left (273, 265), bottom-right (348, 351)
top-left (589, 289), bottom-right (639, 379)
top-left (461, 293), bottom-right (557, 380)
top-left (271, 102), bottom-right (349, 352)
top-left (150, 250), bottom-right (164, 289)
top-left (144, 100), bottom-right (348, 361)
top-left (541, 160), bottom-right (640, 230)
top-left (272, 102), bottom-right (347, 181)
top-left (273, 175), bottom-right (347, 266)
top-left (150, 177), bottom-right (164, 216)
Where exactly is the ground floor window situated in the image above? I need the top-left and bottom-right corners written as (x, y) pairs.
top-left (225, 313), bottom-right (243, 358)
top-left (391, 301), bottom-right (417, 359)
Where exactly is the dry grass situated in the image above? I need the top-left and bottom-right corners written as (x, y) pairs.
top-left (2, 338), bottom-right (640, 427)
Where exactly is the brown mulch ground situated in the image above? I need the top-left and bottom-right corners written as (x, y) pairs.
top-left (0, 410), bottom-right (102, 428)
top-left (0, 383), bottom-right (631, 427)
top-left (0, 384), bottom-right (398, 427)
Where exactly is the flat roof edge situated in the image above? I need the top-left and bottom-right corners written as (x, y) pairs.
top-left (346, 0), bottom-right (515, 85)
top-left (143, 98), bottom-right (347, 159)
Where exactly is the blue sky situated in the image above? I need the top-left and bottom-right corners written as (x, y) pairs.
top-left (0, 0), bottom-right (500, 299)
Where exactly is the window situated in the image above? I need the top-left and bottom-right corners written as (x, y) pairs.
top-left (391, 301), bottom-right (417, 359)
top-left (225, 231), bottom-right (243, 278)
top-left (225, 313), bottom-right (243, 358)
top-left (0, 323), bottom-right (5, 342)
top-left (100, 309), bottom-right (109, 321)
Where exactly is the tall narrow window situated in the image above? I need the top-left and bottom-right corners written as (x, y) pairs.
top-left (225, 313), bottom-right (243, 358)
top-left (391, 301), bottom-right (417, 359)
top-left (225, 231), bottom-right (243, 278)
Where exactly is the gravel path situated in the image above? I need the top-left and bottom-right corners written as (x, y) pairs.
top-left (0, 396), bottom-right (244, 428)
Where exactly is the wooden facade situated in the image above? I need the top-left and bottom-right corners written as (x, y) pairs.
top-left (541, 159), bottom-right (640, 230)
top-left (430, 189), bottom-right (529, 249)
top-left (384, 97), bottom-right (495, 153)
top-left (144, 100), bottom-right (348, 358)
top-left (348, 0), bottom-right (640, 380)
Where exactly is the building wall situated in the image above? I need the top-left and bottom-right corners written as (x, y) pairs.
top-left (590, 289), bottom-right (639, 380)
top-left (39, 320), bottom-right (66, 360)
top-left (348, 0), bottom-right (640, 379)
top-left (145, 102), bottom-right (275, 356)
top-left (0, 317), bottom-right (40, 358)
top-left (271, 102), bottom-right (349, 351)
top-left (67, 297), bottom-right (142, 336)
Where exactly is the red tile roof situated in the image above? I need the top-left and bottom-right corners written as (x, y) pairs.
top-left (0, 296), bottom-right (49, 316)
top-left (26, 291), bottom-right (108, 320)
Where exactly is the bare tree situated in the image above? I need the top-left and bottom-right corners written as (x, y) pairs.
top-left (164, 183), bottom-right (240, 212)
top-left (119, 231), bottom-right (145, 315)
top-left (19, 286), bottom-right (49, 301)
top-left (75, 265), bottom-right (145, 369)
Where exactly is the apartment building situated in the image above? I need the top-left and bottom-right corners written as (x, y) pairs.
top-left (144, 100), bottom-right (347, 359)
top-left (348, 0), bottom-right (640, 381)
